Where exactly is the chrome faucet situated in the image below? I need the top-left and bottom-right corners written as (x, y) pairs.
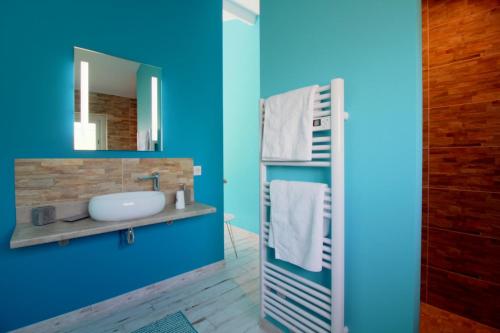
top-left (138, 172), bottom-right (160, 191)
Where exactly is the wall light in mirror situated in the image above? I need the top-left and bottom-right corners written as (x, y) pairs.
top-left (73, 47), bottom-right (163, 151)
top-left (73, 60), bottom-right (96, 150)
top-left (80, 61), bottom-right (89, 126)
top-left (151, 76), bottom-right (158, 142)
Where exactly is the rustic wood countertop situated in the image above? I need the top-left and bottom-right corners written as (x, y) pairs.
top-left (10, 202), bottom-right (216, 249)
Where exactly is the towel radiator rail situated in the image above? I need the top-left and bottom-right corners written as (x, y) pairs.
top-left (259, 78), bottom-right (347, 333)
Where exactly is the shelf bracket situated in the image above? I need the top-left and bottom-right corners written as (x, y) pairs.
top-left (126, 228), bottom-right (135, 245)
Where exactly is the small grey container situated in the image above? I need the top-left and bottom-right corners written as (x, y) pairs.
top-left (179, 183), bottom-right (193, 205)
top-left (184, 188), bottom-right (192, 205)
top-left (31, 206), bottom-right (56, 226)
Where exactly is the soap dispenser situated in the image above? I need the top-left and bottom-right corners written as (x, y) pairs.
top-left (176, 184), bottom-right (185, 210)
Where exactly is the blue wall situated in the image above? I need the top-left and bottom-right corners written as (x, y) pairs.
top-left (260, 1), bottom-right (422, 332)
top-left (223, 20), bottom-right (260, 233)
top-left (0, 1), bottom-right (222, 331)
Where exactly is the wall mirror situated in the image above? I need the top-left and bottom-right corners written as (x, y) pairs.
top-left (74, 47), bottom-right (162, 151)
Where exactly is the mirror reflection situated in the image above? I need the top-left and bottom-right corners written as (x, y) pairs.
top-left (74, 47), bottom-right (162, 151)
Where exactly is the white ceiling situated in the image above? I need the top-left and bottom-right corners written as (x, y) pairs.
top-left (74, 47), bottom-right (140, 98)
top-left (223, 0), bottom-right (259, 24)
top-left (223, 10), bottom-right (238, 21)
top-left (234, 0), bottom-right (259, 14)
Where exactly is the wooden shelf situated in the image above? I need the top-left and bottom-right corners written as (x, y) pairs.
top-left (10, 202), bottom-right (216, 249)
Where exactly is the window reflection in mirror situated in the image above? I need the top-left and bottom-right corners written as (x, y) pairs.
top-left (74, 47), bottom-right (162, 151)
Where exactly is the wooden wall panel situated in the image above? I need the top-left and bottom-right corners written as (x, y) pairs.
top-left (422, 229), bottom-right (428, 267)
top-left (428, 228), bottom-right (500, 281)
top-left (421, 0), bottom-right (430, 309)
top-left (428, 0), bottom-right (500, 29)
top-left (423, 105), bottom-right (429, 148)
top-left (423, 0), bottom-right (429, 69)
top-left (429, 7), bottom-right (500, 67)
top-left (421, 264), bottom-right (428, 303)
top-left (429, 147), bottom-right (500, 192)
top-left (423, 0), bottom-right (500, 328)
top-left (429, 54), bottom-right (500, 107)
top-left (427, 267), bottom-right (500, 329)
top-left (429, 101), bottom-right (500, 148)
top-left (429, 189), bottom-right (500, 238)
top-left (422, 149), bottom-right (429, 187)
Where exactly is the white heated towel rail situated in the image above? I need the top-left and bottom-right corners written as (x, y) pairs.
top-left (259, 78), bottom-right (348, 333)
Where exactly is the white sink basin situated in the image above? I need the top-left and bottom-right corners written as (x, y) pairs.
top-left (89, 191), bottom-right (166, 222)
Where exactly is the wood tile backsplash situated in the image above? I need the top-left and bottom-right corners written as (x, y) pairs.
top-left (15, 159), bottom-right (123, 206)
top-left (422, 0), bottom-right (500, 328)
top-left (15, 158), bottom-right (193, 223)
top-left (122, 159), bottom-right (192, 193)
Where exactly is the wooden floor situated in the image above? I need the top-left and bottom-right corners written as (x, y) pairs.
top-left (420, 303), bottom-right (500, 333)
top-left (16, 225), bottom-right (263, 333)
top-left (16, 225), bottom-right (499, 333)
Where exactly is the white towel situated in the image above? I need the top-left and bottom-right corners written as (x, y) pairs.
top-left (262, 85), bottom-right (318, 161)
top-left (268, 180), bottom-right (326, 272)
